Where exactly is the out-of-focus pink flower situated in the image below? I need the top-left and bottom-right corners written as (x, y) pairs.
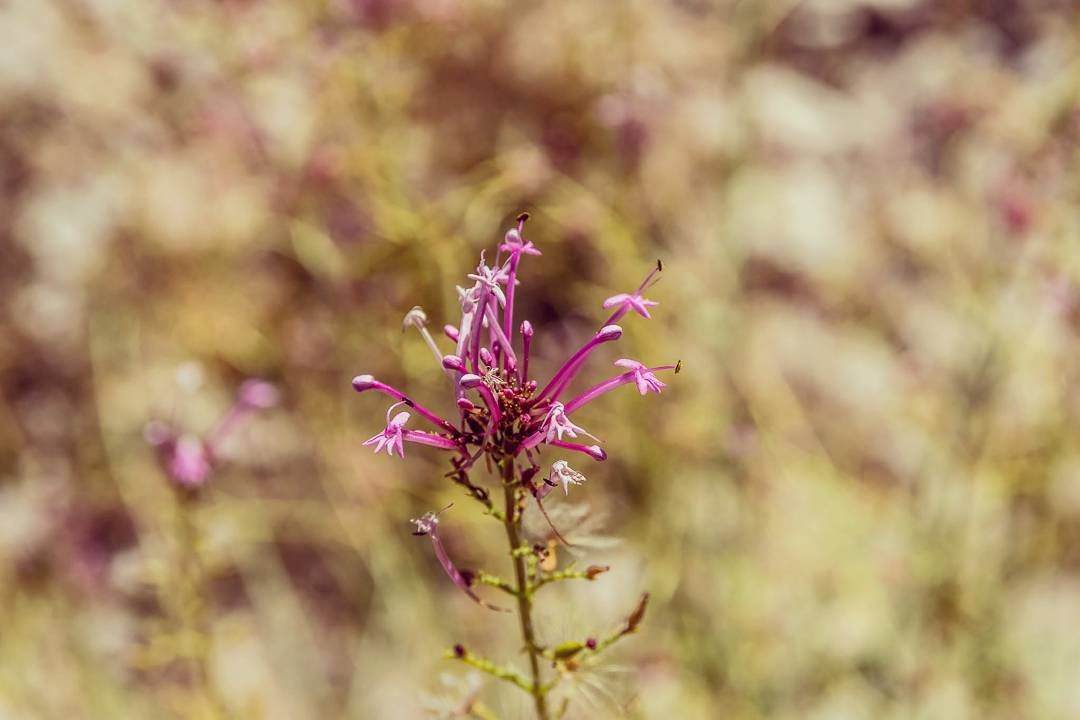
top-left (602, 262), bottom-right (661, 324)
top-left (146, 377), bottom-right (278, 490)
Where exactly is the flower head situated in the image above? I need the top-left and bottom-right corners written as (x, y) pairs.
top-left (466, 253), bottom-right (509, 307)
top-left (541, 401), bottom-right (600, 444)
top-left (363, 403), bottom-right (410, 458)
top-left (549, 460), bottom-right (586, 495)
top-left (499, 228), bottom-right (542, 259)
top-left (602, 261), bottom-right (662, 323)
top-left (614, 358), bottom-right (667, 395)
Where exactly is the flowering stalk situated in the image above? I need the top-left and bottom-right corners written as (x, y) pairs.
top-left (145, 377), bottom-right (278, 718)
top-left (350, 216), bottom-right (674, 717)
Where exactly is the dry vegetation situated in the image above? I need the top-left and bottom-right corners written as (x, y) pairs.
top-left (0, 0), bottom-right (1078, 718)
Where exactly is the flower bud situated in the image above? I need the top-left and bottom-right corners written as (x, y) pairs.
top-left (351, 374), bottom-right (377, 392)
top-left (402, 306), bottom-right (428, 330)
top-left (596, 324), bottom-right (623, 342)
top-left (442, 355), bottom-right (467, 373)
top-left (585, 564), bottom-right (610, 580)
top-left (459, 374), bottom-right (484, 389)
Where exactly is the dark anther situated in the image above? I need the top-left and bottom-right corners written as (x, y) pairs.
top-left (453, 644), bottom-right (466, 658)
top-left (674, 359), bottom-right (682, 374)
top-left (516, 212), bottom-right (530, 223)
top-left (657, 258), bottom-right (663, 272)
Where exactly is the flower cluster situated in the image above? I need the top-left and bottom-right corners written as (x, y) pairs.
top-left (350, 214), bottom-right (676, 717)
top-left (352, 214), bottom-right (674, 480)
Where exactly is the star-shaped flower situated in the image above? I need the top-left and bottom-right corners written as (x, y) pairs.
top-left (602, 262), bottom-right (662, 322)
top-left (614, 358), bottom-right (667, 395)
top-left (548, 460), bottom-right (587, 495)
top-left (363, 403), bottom-right (410, 457)
top-left (541, 401), bottom-right (600, 444)
top-left (499, 228), bottom-right (542, 259)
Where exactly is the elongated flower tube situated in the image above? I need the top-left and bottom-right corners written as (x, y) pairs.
top-left (351, 375), bottom-right (457, 434)
top-left (534, 325), bottom-right (623, 402)
top-left (205, 379), bottom-right (279, 450)
top-left (602, 261), bottom-right (661, 326)
top-left (412, 510), bottom-right (507, 613)
top-left (499, 214), bottom-right (540, 351)
top-left (563, 361), bottom-right (678, 415)
top-left (404, 306), bottom-right (456, 380)
top-left (483, 303), bottom-right (517, 367)
top-left (520, 320), bottom-right (534, 383)
top-left (547, 440), bottom-right (607, 462)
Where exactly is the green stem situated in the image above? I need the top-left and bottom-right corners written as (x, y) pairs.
top-left (501, 460), bottom-right (550, 720)
top-left (175, 492), bottom-right (228, 720)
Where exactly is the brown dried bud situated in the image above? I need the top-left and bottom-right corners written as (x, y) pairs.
top-left (585, 564), bottom-right (610, 580)
top-left (624, 592), bottom-right (649, 634)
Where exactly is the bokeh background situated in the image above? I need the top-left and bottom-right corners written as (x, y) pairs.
top-left (1, 0), bottom-right (1079, 718)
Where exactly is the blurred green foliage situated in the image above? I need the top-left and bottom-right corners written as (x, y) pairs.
top-left (0, 0), bottom-right (1078, 718)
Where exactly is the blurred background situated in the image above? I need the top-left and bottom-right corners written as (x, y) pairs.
top-left (1, 0), bottom-right (1078, 718)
